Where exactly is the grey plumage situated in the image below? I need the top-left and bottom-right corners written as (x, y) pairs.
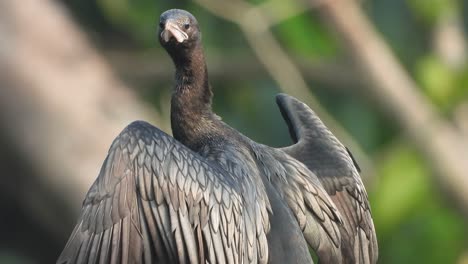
top-left (58, 121), bottom-right (269, 264)
top-left (277, 94), bottom-right (378, 264)
top-left (58, 9), bottom-right (377, 264)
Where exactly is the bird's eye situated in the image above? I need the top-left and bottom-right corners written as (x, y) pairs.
top-left (184, 23), bottom-right (190, 29)
top-left (159, 22), bottom-right (164, 28)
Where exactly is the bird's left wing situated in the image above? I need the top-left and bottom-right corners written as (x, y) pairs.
top-left (276, 94), bottom-right (378, 264)
top-left (252, 142), bottom-right (343, 263)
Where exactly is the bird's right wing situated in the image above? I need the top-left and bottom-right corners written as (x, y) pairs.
top-left (57, 121), bottom-right (269, 264)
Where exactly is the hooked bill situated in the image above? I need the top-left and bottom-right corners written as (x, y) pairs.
top-left (161, 22), bottom-right (188, 43)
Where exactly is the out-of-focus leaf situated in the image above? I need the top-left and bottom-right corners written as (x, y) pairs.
top-left (259, 0), bottom-right (306, 23)
top-left (372, 143), bottom-right (467, 263)
top-left (97, 0), bottom-right (159, 45)
top-left (246, 0), bottom-right (268, 5)
top-left (371, 144), bottom-right (430, 236)
top-left (378, 191), bottom-right (466, 264)
top-left (416, 55), bottom-right (457, 109)
top-left (407, 0), bottom-right (456, 24)
top-left (366, 0), bottom-right (430, 67)
top-left (214, 79), bottom-right (286, 146)
top-left (335, 100), bottom-right (381, 153)
top-left (274, 14), bottom-right (337, 59)
top-left (453, 67), bottom-right (468, 106)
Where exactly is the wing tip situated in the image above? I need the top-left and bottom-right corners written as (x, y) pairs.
top-left (276, 93), bottom-right (300, 143)
top-left (275, 93), bottom-right (323, 144)
top-left (275, 93), bottom-right (289, 103)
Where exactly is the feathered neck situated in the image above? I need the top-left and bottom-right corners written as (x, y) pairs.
top-left (169, 43), bottom-right (216, 147)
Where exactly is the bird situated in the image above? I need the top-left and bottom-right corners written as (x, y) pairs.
top-left (57, 8), bottom-right (377, 264)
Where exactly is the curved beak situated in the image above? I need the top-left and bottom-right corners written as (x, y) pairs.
top-left (161, 21), bottom-right (188, 43)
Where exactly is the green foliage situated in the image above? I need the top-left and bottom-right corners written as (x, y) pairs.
top-left (416, 55), bottom-right (468, 111)
top-left (380, 208), bottom-right (466, 263)
top-left (372, 145), bottom-right (431, 236)
top-left (332, 97), bottom-right (384, 153)
top-left (275, 14), bottom-right (337, 59)
top-left (416, 55), bottom-right (457, 109)
top-left (97, 0), bottom-right (158, 45)
top-left (246, 0), bottom-right (268, 4)
top-left (407, 0), bottom-right (457, 24)
top-left (372, 144), bottom-right (466, 263)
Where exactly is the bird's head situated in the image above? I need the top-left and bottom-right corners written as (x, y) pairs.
top-left (158, 9), bottom-right (201, 55)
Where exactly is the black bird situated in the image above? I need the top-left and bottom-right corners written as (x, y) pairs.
top-left (57, 9), bottom-right (377, 264)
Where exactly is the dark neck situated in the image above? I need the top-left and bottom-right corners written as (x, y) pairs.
top-left (170, 43), bottom-right (216, 147)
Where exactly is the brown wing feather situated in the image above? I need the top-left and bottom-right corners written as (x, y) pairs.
top-left (57, 121), bottom-right (269, 264)
top-left (252, 143), bottom-right (344, 263)
top-left (276, 94), bottom-right (378, 264)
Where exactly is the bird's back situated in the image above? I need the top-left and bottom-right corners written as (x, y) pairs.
top-left (191, 121), bottom-right (315, 264)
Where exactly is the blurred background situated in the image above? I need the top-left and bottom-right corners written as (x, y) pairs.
top-left (0, 0), bottom-right (467, 263)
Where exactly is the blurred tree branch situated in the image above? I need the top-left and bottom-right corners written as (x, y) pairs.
top-left (318, 0), bottom-right (468, 215)
top-left (194, 0), bottom-right (374, 183)
top-left (105, 50), bottom-right (363, 89)
top-left (0, 0), bottom-right (167, 232)
top-left (455, 103), bottom-right (468, 139)
top-left (433, 9), bottom-right (467, 70)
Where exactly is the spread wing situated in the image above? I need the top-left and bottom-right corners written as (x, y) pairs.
top-left (253, 145), bottom-right (344, 263)
top-left (276, 94), bottom-right (378, 264)
top-left (57, 121), bottom-right (269, 264)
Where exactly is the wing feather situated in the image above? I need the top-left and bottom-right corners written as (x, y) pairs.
top-left (276, 93), bottom-right (378, 264)
top-left (252, 140), bottom-right (343, 262)
top-left (57, 121), bottom-right (269, 264)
